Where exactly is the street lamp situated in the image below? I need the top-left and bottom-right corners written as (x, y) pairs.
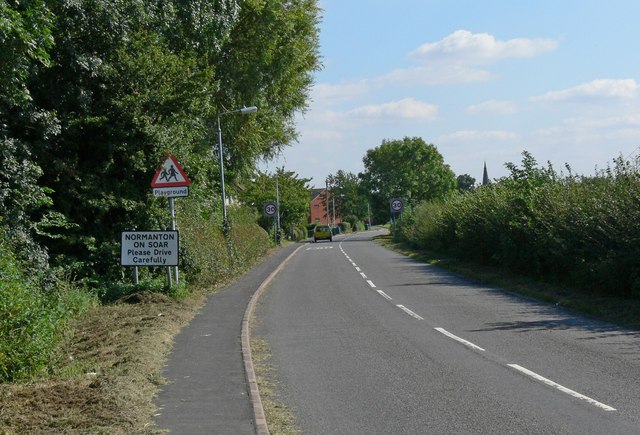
top-left (216, 106), bottom-right (258, 230)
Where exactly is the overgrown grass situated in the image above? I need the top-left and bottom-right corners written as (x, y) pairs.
top-left (0, 241), bottom-right (97, 383)
top-left (1, 200), bottom-right (271, 386)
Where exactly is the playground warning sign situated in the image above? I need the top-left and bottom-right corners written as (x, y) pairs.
top-left (151, 154), bottom-right (191, 188)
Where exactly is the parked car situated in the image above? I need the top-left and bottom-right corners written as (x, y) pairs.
top-left (313, 225), bottom-right (333, 242)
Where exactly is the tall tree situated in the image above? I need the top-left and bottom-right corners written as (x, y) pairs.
top-left (360, 137), bottom-right (456, 222)
top-left (215, 0), bottom-right (322, 178)
top-left (239, 168), bottom-right (311, 234)
top-left (0, 0), bottom-right (57, 269)
top-left (2, 0), bottom-right (321, 278)
top-left (326, 170), bottom-right (367, 221)
top-left (457, 174), bottom-right (476, 192)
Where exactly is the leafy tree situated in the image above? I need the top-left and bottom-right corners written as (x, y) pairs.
top-left (215, 0), bottom-right (322, 179)
top-left (326, 170), bottom-right (368, 221)
top-left (1, 0), bottom-right (321, 280)
top-left (239, 168), bottom-right (311, 236)
top-left (457, 174), bottom-right (476, 192)
top-left (360, 137), bottom-right (456, 222)
top-left (0, 0), bottom-right (57, 269)
top-left (0, 0), bottom-right (53, 107)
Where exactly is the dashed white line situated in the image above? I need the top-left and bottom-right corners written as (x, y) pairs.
top-left (339, 242), bottom-right (616, 413)
top-left (435, 327), bottom-right (485, 352)
top-left (508, 364), bottom-right (616, 411)
top-left (377, 290), bottom-right (392, 300)
top-left (396, 305), bottom-right (424, 320)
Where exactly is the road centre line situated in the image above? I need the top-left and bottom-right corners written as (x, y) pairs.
top-left (338, 240), bottom-right (615, 413)
top-left (508, 364), bottom-right (616, 412)
top-left (377, 290), bottom-right (392, 300)
top-left (434, 327), bottom-right (486, 352)
top-left (397, 305), bottom-right (424, 320)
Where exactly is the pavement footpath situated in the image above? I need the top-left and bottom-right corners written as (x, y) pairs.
top-left (154, 242), bottom-right (301, 434)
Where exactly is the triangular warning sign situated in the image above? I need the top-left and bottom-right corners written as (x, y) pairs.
top-left (151, 154), bottom-right (191, 187)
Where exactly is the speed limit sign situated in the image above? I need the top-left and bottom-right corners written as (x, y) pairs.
top-left (263, 201), bottom-right (277, 217)
top-left (390, 197), bottom-right (404, 213)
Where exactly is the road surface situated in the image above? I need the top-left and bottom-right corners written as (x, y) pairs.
top-left (255, 228), bottom-right (640, 434)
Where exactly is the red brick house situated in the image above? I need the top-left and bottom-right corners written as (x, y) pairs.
top-left (309, 188), bottom-right (341, 225)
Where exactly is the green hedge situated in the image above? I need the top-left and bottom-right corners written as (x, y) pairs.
top-left (179, 202), bottom-right (271, 288)
top-left (401, 153), bottom-right (640, 298)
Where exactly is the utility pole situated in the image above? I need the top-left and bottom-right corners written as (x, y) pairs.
top-left (325, 179), bottom-right (330, 225)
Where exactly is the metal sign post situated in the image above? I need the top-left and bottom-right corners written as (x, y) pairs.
top-left (263, 201), bottom-right (277, 244)
top-left (389, 198), bottom-right (405, 238)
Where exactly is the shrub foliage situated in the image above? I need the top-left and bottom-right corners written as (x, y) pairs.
top-left (401, 152), bottom-right (640, 298)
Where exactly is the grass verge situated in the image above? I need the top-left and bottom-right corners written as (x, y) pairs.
top-left (377, 235), bottom-right (640, 329)
top-left (250, 337), bottom-right (299, 435)
top-left (0, 290), bottom-right (205, 434)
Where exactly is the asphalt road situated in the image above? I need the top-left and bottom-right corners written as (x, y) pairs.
top-left (255, 228), bottom-right (640, 434)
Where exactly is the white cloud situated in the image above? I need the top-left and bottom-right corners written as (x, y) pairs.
top-left (381, 65), bottom-right (493, 86)
top-left (438, 130), bottom-right (520, 143)
top-left (531, 79), bottom-right (640, 103)
top-left (410, 30), bottom-right (558, 65)
top-left (346, 97), bottom-right (438, 120)
top-left (311, 81), bottom-right (372, 106)
top-left (466, 99), bottom-right (518, 114)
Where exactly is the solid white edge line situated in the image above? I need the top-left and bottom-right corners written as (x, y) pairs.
top-left (508, 364), bottom-right (616, 412)
top-left (397, 304), bottom-right (424, 320)
top-left (377, 290), bottom-right (392, 300)
top-left (366, 280), bottom-right (376, 288)
top-left (434, 327), bottom-right (485, 352)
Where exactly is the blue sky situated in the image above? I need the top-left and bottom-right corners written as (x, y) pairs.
top-left (267, 0), bottom-right (640, 188)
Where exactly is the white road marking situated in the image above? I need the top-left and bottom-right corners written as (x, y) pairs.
top-left (508, 364), bottom-right (616, 412)
top-left (367, 280), bottom-right (376, 288)
top-left (435, 327), bottom-right (485, 352)
top-left (377, 290), bottom-right (392, 300)
top-left (397, 305), bottom-right (424, 320)
top-left (355, 266), bottom-right (361, 272)
top-left (360, 272), bottom-right (368, 279)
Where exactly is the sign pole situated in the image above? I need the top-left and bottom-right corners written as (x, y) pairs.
top-left (169, 197), bottom-right (179, 284)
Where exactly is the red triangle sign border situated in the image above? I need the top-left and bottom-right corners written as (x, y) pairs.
top-left (151, 154), bottom-right (191, 187)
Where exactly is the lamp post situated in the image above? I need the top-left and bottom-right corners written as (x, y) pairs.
top-left (216, 106), bottom-right (258, 231)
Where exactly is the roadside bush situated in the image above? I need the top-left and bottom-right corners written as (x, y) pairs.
top-left (229, 207), bottom-right (271, 266)
top-left (178, 198), bottom-right (271, 288)
top-left (339, 221), bottom-right (352, 233)
top-left (291, 224), bottom-right (308, 241)
top-left (306, 223), bottom-right (317, 238)
top-left (400, 152), bottom-right (640, 298)
top-left (0, 239), bottom-right (96, 382)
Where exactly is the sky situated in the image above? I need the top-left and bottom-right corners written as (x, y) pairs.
top-left (264, 0), bottom-right (640, 188)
